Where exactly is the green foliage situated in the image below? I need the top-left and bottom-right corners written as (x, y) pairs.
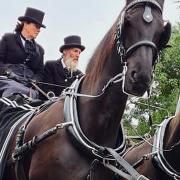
top-left (124, 23), bottom-right (180, 136)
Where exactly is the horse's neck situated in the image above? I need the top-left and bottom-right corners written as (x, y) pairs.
top-left (164, 114), bottom-right (180, 148)
top-left (78, 54), bottom-right (127, 147)
top-left (164, 113), bottom-right (180, 170)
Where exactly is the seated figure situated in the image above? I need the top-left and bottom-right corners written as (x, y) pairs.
top-left (0, 7), bottom-right (46, 99)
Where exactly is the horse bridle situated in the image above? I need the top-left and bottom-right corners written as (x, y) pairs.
top-left (113, 0), bottom-right (163, 97)
top-left (62, 0), bottom-right (164, 100)
top-left (115, 0), bottom-right (162, 63)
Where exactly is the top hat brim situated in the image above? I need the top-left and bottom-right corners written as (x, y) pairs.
top-left (59, 44), bottom-right (85, 53)
top-left (18, 16), bottom-right (46, 28)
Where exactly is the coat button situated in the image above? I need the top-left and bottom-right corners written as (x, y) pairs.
top-left (65, 79), bottom-right (67, 82)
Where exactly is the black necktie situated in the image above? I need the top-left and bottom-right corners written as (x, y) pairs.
top-left (24, 40), bottom-right (36, 62)
top-left (20, 34), bottom-right (36, 62)
top-left (64, 68), bottom-right (70, 77)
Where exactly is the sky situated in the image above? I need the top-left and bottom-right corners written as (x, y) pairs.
top-left (0, 1), bottom-right (179, 72)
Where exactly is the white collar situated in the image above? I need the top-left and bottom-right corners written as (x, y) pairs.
top-left (20, 36), bottom-right (26, 47)
top-left (61, 58), bottom-right (68, 69)
top-left (20, 35), bottom-right (33, 47)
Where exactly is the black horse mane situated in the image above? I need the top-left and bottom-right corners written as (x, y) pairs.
top-left (84, 9), bottom-right (125, 90)
top-left (84, 26), bottom-right (115, 88)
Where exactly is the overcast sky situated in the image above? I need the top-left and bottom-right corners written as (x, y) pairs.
top-left (0, 1), bottom-right (179, 72)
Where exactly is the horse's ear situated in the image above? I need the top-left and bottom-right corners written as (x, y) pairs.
top-left (159, 21), bottom-right (172, 50)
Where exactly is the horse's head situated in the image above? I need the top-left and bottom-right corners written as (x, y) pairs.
top-left (118, 0), bottom-right (171, 96)
top-left (85, 0), bottom-right (171, 98)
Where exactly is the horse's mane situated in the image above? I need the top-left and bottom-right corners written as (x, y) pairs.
top-left (84, 26), bottom-right (115, 89)
top-left (84, 9), bottom-right (125, 90)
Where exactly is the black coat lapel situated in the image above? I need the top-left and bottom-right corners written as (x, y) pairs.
top-left (56, 60), bottom-right (67, 78)
top-left (14, 33), bottom-right (24, 50)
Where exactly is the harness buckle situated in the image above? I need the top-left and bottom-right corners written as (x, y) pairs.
top-left (56, 122), bottom-right (72, 129)
top-left (137, 175), bottom-right (150, 180)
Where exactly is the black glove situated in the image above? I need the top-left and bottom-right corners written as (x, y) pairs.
top-left (7, 71), bottom-right (21, 81)
top-left (0, 67), bottom-right (9, 76)
top-left (7, 71), bottom-right (31, 86)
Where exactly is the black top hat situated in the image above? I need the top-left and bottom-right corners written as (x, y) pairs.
top-left (59, 35), bottom-right (85, 53)
top-left (18, 7), bottom-right (46, 28)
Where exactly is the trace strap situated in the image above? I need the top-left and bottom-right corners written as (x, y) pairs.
top-left (104, 148), bottom-right (150, 180)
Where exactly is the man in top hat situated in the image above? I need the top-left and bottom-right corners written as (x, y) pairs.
top-left (42, 35), bottom-right (85, 98)
top-left (0, 7), bottom-right (46, 99)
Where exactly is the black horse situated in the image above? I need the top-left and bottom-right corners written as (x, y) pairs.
top-left (124, 112), bottom-right (180, 180)
top-left (2, 0), bottom-right (171, 179)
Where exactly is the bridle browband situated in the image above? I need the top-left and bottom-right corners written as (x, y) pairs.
top-left (115, 0), bottom-right (162, 63)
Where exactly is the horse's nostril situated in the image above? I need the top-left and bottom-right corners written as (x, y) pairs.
top-left (131, 71), bottom-right (137, 82)
top-left (130, 70), bottom-right (151, 84)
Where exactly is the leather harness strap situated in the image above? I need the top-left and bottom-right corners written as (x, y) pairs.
top-left (13, 99), bottom-right (59, 180)
top-left (105, 148), bottom-right (149, 180)
top-left (63, 77), bottom-right (149, 179)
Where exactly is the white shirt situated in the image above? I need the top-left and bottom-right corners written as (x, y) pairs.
top-left (61, 58), bottom-right (68, 69)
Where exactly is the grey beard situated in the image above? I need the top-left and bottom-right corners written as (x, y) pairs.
top-left (65, 58), bottom-right (78, 72)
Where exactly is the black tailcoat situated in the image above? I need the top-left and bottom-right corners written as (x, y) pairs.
top-left (0, 32), bottom-right (44, 81)
top-left (42, 59), bottom-right (83, 97)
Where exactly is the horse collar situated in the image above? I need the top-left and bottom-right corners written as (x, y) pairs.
top-left (63, 77), bottom-right (127, 160)
top-left (63, 79), bottom-right (148, 179)
top-left (152, 117), bottom-right (180, 179)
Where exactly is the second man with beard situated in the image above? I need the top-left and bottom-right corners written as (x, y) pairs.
top-left (42, 35), bottom-right (85, 99)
